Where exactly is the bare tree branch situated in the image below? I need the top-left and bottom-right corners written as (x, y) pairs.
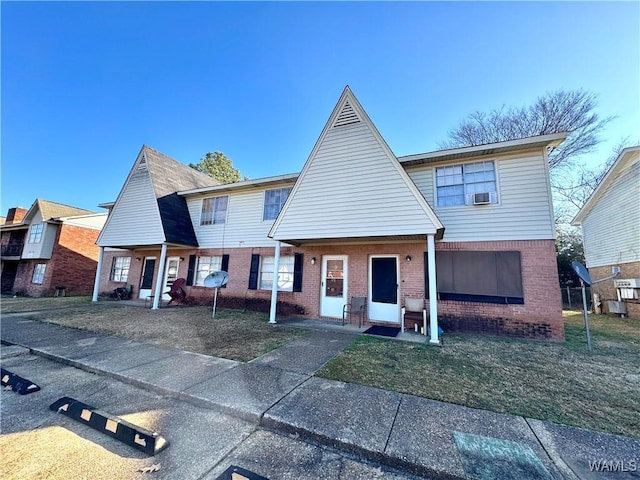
top-left (441, 89), bottom-right (614, 170)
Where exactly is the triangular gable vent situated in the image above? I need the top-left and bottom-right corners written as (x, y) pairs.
top-left (332, 100), bottom-right (361, 128)
top-left (137, 154), bottom-right (148, 171)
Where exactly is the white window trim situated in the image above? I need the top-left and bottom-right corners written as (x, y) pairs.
top-left (195, 255), bottom-right (223, 286)
top-left (434, 160), bottom-right (500, 208)
top-left (263, 187), bottom-right (292, 222)
top-left (259, 255), bottom-right (294, 292)
top-left (200, 196), bottom-right (229, 226)
top-left (28, 223), bottom-right (44, 243)
top-left (32, 263), bottom-right (46, 284)
top-left (110, 257), bottom-right (131, 282)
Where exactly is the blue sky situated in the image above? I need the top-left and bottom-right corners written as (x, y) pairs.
top-left (2, 1), bottom-right (638, 213)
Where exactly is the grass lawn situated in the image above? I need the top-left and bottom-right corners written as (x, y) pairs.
top-left (1, 295), bottom-right (93, 312)
top-left (3, 297), bottom-right (638, 438)
top-left (2, 297), bottom-right (307, 362)
top-left (317, 310), bottom-right (640, 439)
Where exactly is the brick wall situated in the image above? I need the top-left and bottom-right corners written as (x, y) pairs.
top-left (435, 240), bottom-right (564, 340)
top-left (12, 260), bottom-right (50, 297)
top-left (5, 207), bottom-right (27, 225)
top-left (10, 224), bottom-right (101, 297)
top-left (588, 262), bottom-right (640, 319)
top-left (47, 224), bottom-right (102, 295)
top-left (103, 239), bottom-right (563, 340)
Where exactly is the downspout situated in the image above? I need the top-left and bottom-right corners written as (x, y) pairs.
top-left (269, 241), bottom-right (281, 324)
top-left (427, 234), bottom-right (439, 344)
top-left (152, 244), bottom-right (168, 310)
top-left (91, 246), bottom-right (104, 303)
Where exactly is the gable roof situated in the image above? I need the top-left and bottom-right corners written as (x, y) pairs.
top-left (26, 199), bottom-right (95, 223)
top-left (97, 145), bottom-right (218, 248)
top-left (571, 146), bottom-right (640, 225)
top-left (269, 86), bottom-right (444, 245)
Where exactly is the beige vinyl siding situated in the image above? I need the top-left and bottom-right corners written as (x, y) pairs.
top-left (188, 189), bottom-right (285, 248)
top-left (22, 211), bottom-right (56, 259)
top-left (97, 169), bottom-right (165, 246)
top-left (273, 123), bottom-right (438, 240)
top-left (406, 150), bottom-right (556, 241)
top-left (60, 214), bottom-right (108, 230)
top-left (581, 161), bottom-right (640, 267)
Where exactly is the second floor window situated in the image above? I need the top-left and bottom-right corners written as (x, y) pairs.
top-left (263, 187), bottom-right (292, 220)
top-left (28, 224), bottom-right (44, 243)
top-left (110, 257), bottom-right (131, 282)
top-left (436, 161), bottom-right (497, 207)
top-left (201, 196), bottom-right (228, 225)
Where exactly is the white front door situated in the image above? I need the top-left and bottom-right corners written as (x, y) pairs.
top-left (162, 256), bottom-right (180, 301)
top-left (138, 257), bottom-right (156, 299)
top-left (320, 255), bottom-right (348, 318)
top-left (368, 255), bottom-right (400, 322)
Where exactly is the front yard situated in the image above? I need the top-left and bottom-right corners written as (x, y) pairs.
top-left (2, 297), bottom-right (638, 438)
top-left (318, 310), bottom-right (640, 439)
top-left (1, 296), bottom-right (307, 362)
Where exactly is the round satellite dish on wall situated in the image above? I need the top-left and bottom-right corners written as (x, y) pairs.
top-left (571, 261), bottom-right (592, 286)
top-left (204, 271), bottom-right (229, 288)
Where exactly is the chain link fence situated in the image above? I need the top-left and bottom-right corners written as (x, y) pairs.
top-left (561, 285), bottom-right (592, 310)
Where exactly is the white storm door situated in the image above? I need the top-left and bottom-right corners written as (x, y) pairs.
top-left (162, 256), bottom-right (180, 301)
top-left (138, 257), bottom-right (156, 299)
top-left (320, 256), bottom-right (348, 318)
top-left (368, 255), bottom-right (400, 322)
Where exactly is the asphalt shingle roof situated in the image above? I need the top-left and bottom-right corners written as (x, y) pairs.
top-left (33, 199), bottom-right (96, 221)
top-left (141, 146), bottom-right (219, 247)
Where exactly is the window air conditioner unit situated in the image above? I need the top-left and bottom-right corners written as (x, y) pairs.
top-left (473, 192), bottom-right (491, 205)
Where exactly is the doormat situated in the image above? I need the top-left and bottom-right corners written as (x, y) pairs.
top-left (363, 326), bottom-right (400, 337)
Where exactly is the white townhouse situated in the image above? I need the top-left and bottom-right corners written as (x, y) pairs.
top-left (572, 146), bottom-right (640, 319)
top-left (94, 87), bottom-right (566, 341)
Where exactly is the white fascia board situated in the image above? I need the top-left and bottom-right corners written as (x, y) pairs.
top-left (96, 145), bottom-right (164, 246)
top-left (177, 173), bottom-right (299, 197)
top-left (268, 88), bottom-right (354, 239)
top-left (344, 88), bottom-right (444, 231)
top-left (398, 132), bottom-right (568, 165)
top-left (269, 86), bottom-right (444, 239)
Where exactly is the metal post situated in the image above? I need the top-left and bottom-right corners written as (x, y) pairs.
top-left (91, 247), bottom-right (104, 303)
top-left (581, 280), bottom-right (592, 351)
top-left (566, 285), bottom-right (571, 309)
top-left (212, 287), bottom-right (219, 319)
top-left (269, 241), bottom-right (281, 324)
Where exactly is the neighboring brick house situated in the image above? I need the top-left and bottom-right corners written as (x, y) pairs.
top-left (0, 199), bottom-right (107, 296)
top-left (572, 146), bottom-right (640, 319)
top-left (94, 87), bottom-right (566, 341)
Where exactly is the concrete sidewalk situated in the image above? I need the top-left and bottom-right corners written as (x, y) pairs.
top-left (1, 315), bottom-right (638, 479)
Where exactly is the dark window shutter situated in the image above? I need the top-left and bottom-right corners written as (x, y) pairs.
top-left (248, 254), bottom-right (260, 290)
top-left (293, 253), bottom-right (303, 292)
top-left (186, 255), bottom-right (197, 286)
top-left (221, 254), bottom-right (230, 288)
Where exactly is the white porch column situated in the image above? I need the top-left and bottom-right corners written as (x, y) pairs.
top-left (91, 246), bottom-right (105, 303)
top-left (152, 244), bottom-right (168, 310)
top-left (269, 241), bottom-right (281, 324)
top-left (427, 234), bottom-right (439, 344)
